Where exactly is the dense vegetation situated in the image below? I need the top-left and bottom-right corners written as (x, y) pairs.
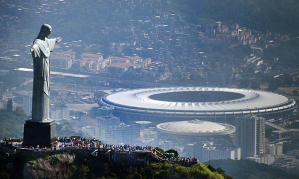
top-left (162, 0), bottom-right (299, 36)
top-left (66, 161), bottom-right (231, 179)
top-left (263, 38), bottom-right (299, 66)
top-left (0, 70), bottom-right (25, 91)
top-left (0, 108), bottom-right (28, 140)
top-left (209, 159), bottom-right (299, 179)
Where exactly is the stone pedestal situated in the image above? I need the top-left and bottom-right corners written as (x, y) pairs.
top-left (23, 119), bottom-right (57, 147)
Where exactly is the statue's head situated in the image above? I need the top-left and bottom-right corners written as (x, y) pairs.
top-left (37, 24), bottom-right (52, 39)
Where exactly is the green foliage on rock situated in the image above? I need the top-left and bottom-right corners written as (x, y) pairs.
top-left (140, 162), bottom-right (226, 179)
top-left (66, 161), bottom-right (229, 179)
top-left (0, 166), bottom-right (10, 179)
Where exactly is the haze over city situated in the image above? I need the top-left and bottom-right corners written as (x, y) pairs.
top-left (1, 0), bottom-right (299, 178)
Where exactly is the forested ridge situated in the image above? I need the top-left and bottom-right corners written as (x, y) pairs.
top-left (0, 109), bottom-right (28, 139)
top-left (0, 109), bottom-right (85, 140)
top-left (209, 159), bottom-right (299, 179)
top-left (162, 0), bottom-right (299, 36)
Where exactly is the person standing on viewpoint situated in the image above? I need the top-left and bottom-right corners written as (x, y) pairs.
top-left (30, 24), bottom-right (61, 122)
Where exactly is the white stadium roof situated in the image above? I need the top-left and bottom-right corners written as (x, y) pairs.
top-left (156, 119), bottom-right (235, 136)
top-left (101, 87), bottom-right (296, 117)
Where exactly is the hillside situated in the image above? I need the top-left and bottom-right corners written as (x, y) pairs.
top-left (0, 109), bottom-right (85, 140)
top-left (1, 149), bottom-right (230, 179)
top-left (0, 109), bottom-right (28, 140)
top-left (162, 0), bottom-right (299, 36)
top-left (209, 159), bottom-right (299, 179)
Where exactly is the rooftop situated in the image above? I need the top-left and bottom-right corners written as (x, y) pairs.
top-left (156, 119), bottom-right (235, 136)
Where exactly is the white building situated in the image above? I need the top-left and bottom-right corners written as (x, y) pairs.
top-left (51, 51), bottom-right (76, 69)
top-left (96, 116), bottom-right (140, 144)
top-left (201, 146), bottom-right (241, 162)
top-left (234, 115), bottom-right (266, 158)
top-left (269, 143), bottom-right (283, 156)
top-left (49, 107), bottom-right (70, 120)
top-left (247, 154), bottom-right (275, 165)
top-left (51, 57), bottom-right (73, 69)
top-left (105, 123), bottom-right (140, 144)
top-left (97, 116), bottom-right (121, 127)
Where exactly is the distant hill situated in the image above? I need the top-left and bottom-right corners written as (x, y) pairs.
top-left (0, 109), bottom-right (28, 140)
top-left (0, 109), bottom-right (85, 140)
top-left (162, 0), bottom-right (299, 35)
top-left (209, 159), bottom-right (299, 179)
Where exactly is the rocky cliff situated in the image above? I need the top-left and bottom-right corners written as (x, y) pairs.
top-left (22, 154), bottom-right (75, 179)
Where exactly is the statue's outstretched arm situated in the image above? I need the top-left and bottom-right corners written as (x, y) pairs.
top-left (56, 37), bottom-right (62, 43)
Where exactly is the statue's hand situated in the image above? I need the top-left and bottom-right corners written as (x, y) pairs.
top-left (56, 37), bottom-right (62, 43)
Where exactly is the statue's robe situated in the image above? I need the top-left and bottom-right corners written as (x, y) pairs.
top-left (31, 38), bottom-right (56, 122)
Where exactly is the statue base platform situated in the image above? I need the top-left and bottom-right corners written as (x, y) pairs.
top-left (23, 119), bottom-right (57, 148)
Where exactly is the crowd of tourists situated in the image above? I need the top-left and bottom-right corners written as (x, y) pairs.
top-left (1, 136), bottom-right (199, 164)
top-left (56, 136), bottom-right (156, 153)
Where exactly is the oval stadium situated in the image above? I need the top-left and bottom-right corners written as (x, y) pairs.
top-left (156, 119), bottom-right (235, 136)
top-left (100, 87), bottom-right (297, 123)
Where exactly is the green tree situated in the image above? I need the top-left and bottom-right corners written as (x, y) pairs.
top-left (0, 167), bottom-right (9, 179)
top-left (251, 80), bottom-right (261, 89)
top-left (165, 149), bottom-right (179, 157)
top-left (0, 110), bottom-right (28, 139)
top-left (154, 147), bottom-right (164, 154)
top-left (240, 78), bottom-right (250, 88)
top-left (268, 82), bottom-right (278, 91)
top-left (94, 91), bottom-right (107, 99)
top-left (77, 164), bottom-right (90, 179)
top-left (15, 107), bottom-right (24, 113)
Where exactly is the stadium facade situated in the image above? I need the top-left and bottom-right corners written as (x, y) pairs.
top-left (100, 87), bottom-right (297, 123)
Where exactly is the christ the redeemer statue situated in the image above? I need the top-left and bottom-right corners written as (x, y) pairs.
top-left (30, 24), bottom-right (61, 122)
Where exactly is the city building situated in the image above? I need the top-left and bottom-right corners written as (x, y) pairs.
top-left (247, 154), bottom-right (275, 165)
top-left (234, 115), bottom-right (266, 158)
top-left (105, 63), bottom-right (141, 73)
top-left (269, 143), bottom-right (283, 156)
top-left (95, 116), bottom-right (140, 144)
top-left (81, 53), bottom-right (103, 62)
top-left (0, 81), bottom-right (3, 101)
top-left (97, 116), bottom-right (121, 127)
top-left (184, 143), bottom-right (241, 162)
top-left (105, 123), bottom-right (140, 144)
top-left (49, 107), bottom-right (70, 120)
top-left (22, 92), bottom-right (32, 116)
top-left (51, 51), bottom-right (76, 69)
top-left (201, 146), bottom-right (241, 162)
